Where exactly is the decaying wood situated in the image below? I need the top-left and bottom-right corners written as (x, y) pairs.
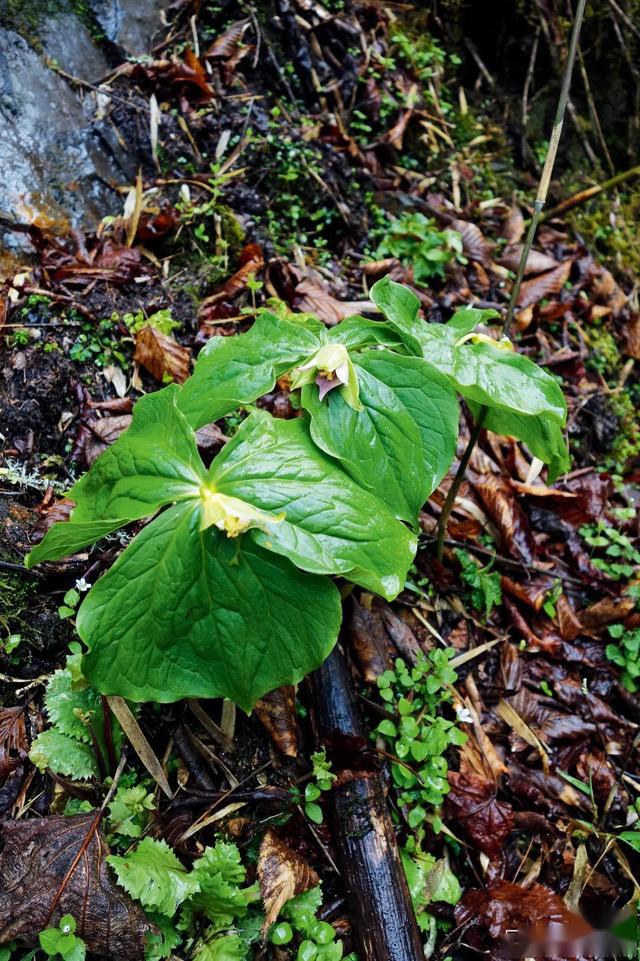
top-left (312, 647), bottom-right (423, 961)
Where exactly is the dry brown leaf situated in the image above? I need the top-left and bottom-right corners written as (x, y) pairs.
top-left (85, 414), bottom-right (132, 464)
top-left (623, 312), bottom-right (640, 360)
top-left (517, 259), bottom-right (571, 308)
top-left (451, 218), bottom-right (492, 266)
top-left (134, 326), bottom-right (191, 384)
top-left (253, 687), bottom-right (298, 757)
top-left (587, 262), bottom-right (627, 311)
top-left (205, 19), bottom-right (251, 59)
top-left (577, 595), bottom-right (636, 633)
top-left (107, 697), bottom-right (172, 797)
top-left (200, 249), bottom-right (264, 313)
top-left (0, 813), bottom-right (155, 957)
top-left (470, 473), bottom-right (536, 564)
top-left (556, 595), bottom-right (583, 641)
top-left (293, 279), bottom-right (374, 326)
top-left (258, 830), bottom-right (319, 933)
top-left (501, 205), bottom-right (525, 244)
top-left (348, 597), bottom-right (393, 683)
top-left (0, 707), bottom-right (28, 780)
top-left (384, 108), bottom-right (413, 150)
top-left (499, 244), bottom-right (559, 275)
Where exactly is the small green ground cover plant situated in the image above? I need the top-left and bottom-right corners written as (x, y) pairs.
top-left (27, 279), bottom-right (568, 711)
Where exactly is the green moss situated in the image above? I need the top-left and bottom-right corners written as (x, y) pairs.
top-left (567, 188), bottom-right (640, 282)
top-left (584, 323), bottom-right (621, 377)
top-left (606, 390), bottom-right (640, 473)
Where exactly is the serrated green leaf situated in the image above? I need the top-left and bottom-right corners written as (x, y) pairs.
top-left (193, 932), bottom-right (248, 961)
top-left (44, 668), bottom-right (100, 744)
top-left (183, 841), bottom-right (259, 928)
top-left (302, 364), bottom-right (427, 522)
top-left (79, 502), bottom-right (342, 711)
top-left (108, 837), bottom-right (200, 916)
top-left (177, 312), bottom-right (322, 430)
top-left (210, 413), bottom-right (417, 599)
top-left (29, 729), bottom-right (98, 779)
top-left (357, 351), bottom-right (459, 496)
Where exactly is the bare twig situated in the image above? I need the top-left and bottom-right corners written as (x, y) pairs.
top-left (435, 0), bottom-right (587, 562)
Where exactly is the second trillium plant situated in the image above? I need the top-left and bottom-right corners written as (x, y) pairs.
top-left (27, 280), bottom-right (569, 710)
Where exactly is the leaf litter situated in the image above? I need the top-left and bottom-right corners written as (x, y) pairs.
top-left (0, 2), bottom-right (639, 960)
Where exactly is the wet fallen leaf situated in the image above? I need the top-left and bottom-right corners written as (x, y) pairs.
top-left (451, 218), bottom-right (492, 266)
top-left (253, 687), bottom-right (298, 757)
top-left (258, 830), bottom-right (319, 934)
top-left (348, 597), bottom-right (392, 684)
top-left (499, 244), bottom-right (559, 275)
top-left (84, 414), bottom-right (133, 464)
top-left (470, 473), bottom-right (536, 564)
top-left (517, 260), bottom-right (571, 308)
top-left (502, 205), bottom-right (525, 244)
top-left (446, 771), bottom-right (514, 859)
top-left (0, 707), bottom-right (28, 781)
top-left (577, 596), bottom-right (636, 634)
top-left (454, 879), bottom-right (592, 957)
top-left (0, 813), bottom-right (155, 958)
top-left (134, 326), bottom-right (191, 384)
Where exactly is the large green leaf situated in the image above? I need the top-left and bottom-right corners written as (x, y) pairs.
top-left (70, 385), bottom-right (204, 522)
top-left (301, 364), bottom-right (427, 523)
top-left (469, 403), bottom-right (570, 482)
top-left (210, 413), bottom-right (417, 599)
top-left (329, 314), bottom-right (410, 352)
top-left (177, 313), bottom-right (322, 429)
top-left (357, 351), bottom-right (460, 496)
top-left (369, 276), bottom-right (424, 351)
top-left (80, 502), bottom-right (342, 711)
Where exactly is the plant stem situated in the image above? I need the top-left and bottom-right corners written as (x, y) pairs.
top-left (435, 0), bottom-right (587, 562)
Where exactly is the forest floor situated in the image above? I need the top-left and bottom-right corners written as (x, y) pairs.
top-left (1, 2), bottom-right (640, 960)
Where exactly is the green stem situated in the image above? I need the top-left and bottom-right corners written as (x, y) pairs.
top-left (435, 0), bottom-right (587, 561)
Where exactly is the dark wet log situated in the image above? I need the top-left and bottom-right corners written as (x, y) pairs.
top-left (312, 646), bottom-right (424, 961)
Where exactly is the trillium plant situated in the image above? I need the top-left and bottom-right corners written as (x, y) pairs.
top-left (27, 279), bottom-right (569, 710)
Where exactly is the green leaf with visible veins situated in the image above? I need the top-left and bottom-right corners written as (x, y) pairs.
top-left (79, 502), bottom-right (342, 710)
top-left (357, 351), bottom-right (459, 497)
top-left (210, 413), bottom-right (417, 599)
top-left (69, 385), bottom-right (204, 522)
top-left (177, 312), bottom-right (322, 429)
top-left (108, 837), bottom-right (201, 917)
top-left (302, 364), bottom-right (426, 523)
top-left (26, 386), bottom-right (204, 568)
top-left (29, 729), bottom-right (98, 779)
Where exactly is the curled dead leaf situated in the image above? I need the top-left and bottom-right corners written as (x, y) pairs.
top-left (253, 687), bottom-right (298, 757)
top-left (499, 244), bottom-right (559, 276)
top-left (451, 218), bottom-right (492, 266)
top-left (0, 813), bottom-right (155, 958)
top-left (134, 326), bottom-right (191, 384)
top-left (517, 259), bottom-right (571, 308)
top-left (258, 830), bottom-right (319, 934)
top-left (0, 707), bottom-right (28, 781)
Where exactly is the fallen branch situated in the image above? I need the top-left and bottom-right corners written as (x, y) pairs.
top-left (542, 164), bottom-right (640, 221)
top-left (312, 647), bottom-right (424, 961)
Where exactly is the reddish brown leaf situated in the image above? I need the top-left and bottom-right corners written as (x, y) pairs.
top-left (384, 108), bottom-right (413, 150)
top-left (445, 771), bottom-right (514, 859)
top-left (199, 251), bottom-right (264, 314)
top-left (501, 205), bottom-right (525, 244)
top-left (253, 687), bottom-right (298, 758)
top-left (348, 597), bottom-right (393, 684)
top-left (0, 813), bottom-right (155, 957)
top-left (499, 244), bottom-right (559, 275)
top-left (517, 260), bottom-right (572, 308)
top-left (451, 218), bottom-right (492, 266)
top-left (556, 595), bottom-right (583, 641)
top-left (501, 574), bottom-right (555, 611)
top-left (0, 708), bottom-right (28, 781)
top-left (577, 595), bottom-right (636, 634)
top-left (470, 473), bottom-right (536, 564)
top-left (379, 603), bottom-right (422, 664)
top-left (587, 262), bottom-right (627, 311)
top-left (623, 311), bottom-right (640, 360)
top-left (134, 326), bottom-right (191, 384)
top-left (455, 880), bottom-right (592, 956)
top-left (205, 19), bottom-right (251, 59)
top-left (293, 279), bottom-right (374, 326)
top-left (258, 830), bottom-right (319, 933)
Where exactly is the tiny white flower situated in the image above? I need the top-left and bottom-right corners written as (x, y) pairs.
top-left (456, 707), bottom-right (473, 724)
top-left (75, 578), bottom-right (91, 593)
